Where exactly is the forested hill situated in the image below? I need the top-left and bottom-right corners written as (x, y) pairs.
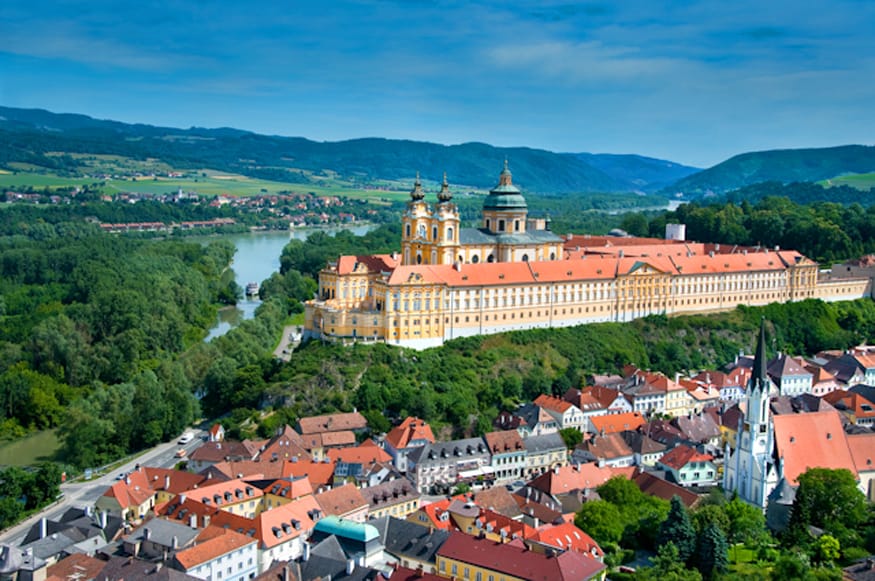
top-left (0, 106), bottom-right (693, 194)
top-left (665, 145), bottom-right (875, 196)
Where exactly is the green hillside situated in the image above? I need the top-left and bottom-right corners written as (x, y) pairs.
top-left (821, 172), bottom-right (875, 191)
top-left (665, 145), bottom-right (875, 196)
top-left (0, 106), bottom-right (688, 195)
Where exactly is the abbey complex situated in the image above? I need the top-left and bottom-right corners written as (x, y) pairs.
top-left (304, 163), bottom-right (871, 349)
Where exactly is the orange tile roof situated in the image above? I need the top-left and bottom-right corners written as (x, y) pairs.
top-left (534, 394), bottom-right (573, 413)
top-left (772, 411), bottom-right (857, 484)
top-left (590, 412), bottom-right (645, 435)
top-left (336, 254), bottom-right (398, 275)
top-left (143, 467), bottom-right (208, 495)
top-left (848, 433), bottom-right (875, 474)
top-left (264, 476), bottom-right (313, 500)
top-left (319, 430), bottom-right (357, 447)
top-left (582, 386), bottom-right (627, 410)
top-left (529, 463), bottom-right (629, 496)
top-left (101, 470), bottom-right (154, 509)
top-left (534, 521), bottom-right (603, 557)
top-left (282, 459), bottom-right (336, 489)
top-left (298, 412), bottom-right (367, 434)
top-left (188, 478), bottom-right (263, 509)
top-left (327, 439), bottom-right (392, 465)
top-left (483, 430), bottom-right (525, 454)
top-left (657, 444), bottom-right (714, 470)
top-left (46, 553), bottom-right (106, 581)
top-left (314, 483), bottom-right (368, 517)
top-left (385, 417), bottom-right (436, 450)
top-left (211, 494), bottom-right (322, 550)
top-left (259, 425), bottom-right (311, 461)
top-left (174, 527), bottom-right (256, 570)
top-left (206, 459), bottom-right (287, 481)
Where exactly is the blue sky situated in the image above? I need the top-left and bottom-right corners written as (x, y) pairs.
top-left (1, 0), bottom-right (874, 167)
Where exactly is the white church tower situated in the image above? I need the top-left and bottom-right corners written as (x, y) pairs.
top-left (724, 319), bottom-right (779, 508)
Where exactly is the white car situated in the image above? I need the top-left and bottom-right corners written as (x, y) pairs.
top-left (178, 432), bottom-right (194, 444)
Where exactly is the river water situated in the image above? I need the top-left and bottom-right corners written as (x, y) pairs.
top-left (204, 224), bottom-right (374, 340)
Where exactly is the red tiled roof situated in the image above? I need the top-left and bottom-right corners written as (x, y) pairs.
top-left (282, 459), bottom-right (336, 489)
top-left (657, 444), bottom-right (713, 470)
top-left (772, 411), bottom-right (857, 484)
top-left (298, 412), bottom-right (367, 434)
top-left (46, 553), bottom-right (106, 581)
top-left (315, 483), bottom-right (368, 517)
top-left (529, 463), bottom-right (628, 496)
top-left (336, 254), bottom-right (398, 275)
top-left (174, 528), bottom-right (256, 570)
top-left (534, 394), bottom-right (573, 413)
top-left (327, 439), bottom-right (392, 465)
top-left (438, 532), bottom-right (605, 581)
top-left (534, 521), bottom-right (603, 557)
top-left (189, 440), bottom-right (260, 464)
top-left (385, 417), bottom-right (436, 450)
top-left (484, 430), bottom-right (525, 454)
top-left (101, 470), bottom-right (154, 509)
top-left (848, 432), bottom-right (875, 474)
top-left (188, 478), bottom-right (263, 509)
top-left (590, 412), bottom-right (645, 435)
top-left (633, 471), bottom-right (700, 508)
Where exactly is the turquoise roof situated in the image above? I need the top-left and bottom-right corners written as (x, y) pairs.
top-left (312, 515), bottom-right (379, 543)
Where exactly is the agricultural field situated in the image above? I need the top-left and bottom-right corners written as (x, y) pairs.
top-left (820, 172), bottom-right (875, 190)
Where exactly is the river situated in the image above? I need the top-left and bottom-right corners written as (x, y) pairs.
top-left (204, 224), bottom-right (375, 340)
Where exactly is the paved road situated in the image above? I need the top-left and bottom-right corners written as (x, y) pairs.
top-left (0, 429), bottom-right (206, 547)
top-left (273, 325), bottom-right (302, 361)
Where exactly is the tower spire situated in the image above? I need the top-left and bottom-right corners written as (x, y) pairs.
top-left (410, 171), bottom-right (424, 201)
top-left (438, 171), bottom-right (452, 202)
top-left (752, 317), bottom-right (768, 392)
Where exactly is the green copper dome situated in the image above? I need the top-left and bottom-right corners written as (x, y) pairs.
top-left (483, 160), bottom-right (527, 211)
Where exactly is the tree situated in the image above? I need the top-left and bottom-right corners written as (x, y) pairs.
top-left (635, 542), bottom-right (703, 581)
top-left (559, 427), bottom-right (583, 449)
top-left (813, 534), bottom-right (840, 565)
top-left (693, 504), bottom-right (730, 536)
top-left (696, 522), bottom-right (729, 579)
top-left (659, 496), bottom-right (697, 564)
top-left (724, 496), bottom-right (766, 545)
top-left (575, 500), bottom-right (624, 545)
top-left (789, 468), bottom-right (867, 547)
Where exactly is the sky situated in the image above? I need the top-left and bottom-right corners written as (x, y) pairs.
top-left (1, 0), bottom-right (874, 168)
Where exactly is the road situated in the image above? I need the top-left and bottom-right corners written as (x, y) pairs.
top-left (0, 429), bottom-right (207, 547)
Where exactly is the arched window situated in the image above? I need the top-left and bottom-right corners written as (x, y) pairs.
top-left (487, 254), bottom-right (495, 263)
top-left (416, 253), bottom-right (422, 265)
top-left (522, 254), bottom-right (529, 262)
top-left (406, 224), bottom-right (411, 237)
top-left (550, 252), bottom-right (556, 260)
top-left (447, 227), bottom-right (454, 242)
top-left (486, 219), bottom-right (491, 231)
top-left (515, 220), bottom-right (520, 232)
top-left (432, 226), bottom-right (438, 241)
top-left (472, 255), bottom-right (480, 264)
top-left (499, 219), bottom-right (505, 231)
top-left (418, 224), bottom-right (426, 239)
top-left (458, 254), bottom-right (464, 263)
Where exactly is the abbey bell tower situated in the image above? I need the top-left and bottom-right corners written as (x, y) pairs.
top-left (400, 172), bottom-right (460, 266)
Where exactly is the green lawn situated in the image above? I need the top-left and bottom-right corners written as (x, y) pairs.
top-left (820, 172), bottom-right (875, 190)
top-left (0, 430), bottom-right (61, 466)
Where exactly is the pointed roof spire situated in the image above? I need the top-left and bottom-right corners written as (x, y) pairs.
top-left (410, 171), bottom-right (424, 201)
top-left (752, 318), bottom-right (768, 392)
top-left (438, 171), bottom-right (452, 203)
top-left (499, 158), bottom-right (512, 186)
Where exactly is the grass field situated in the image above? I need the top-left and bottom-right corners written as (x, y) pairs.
top-left (820, 172), bottom-right (875, 190)
top-left (0, 430), bottom-right (60, 466)
top-left (0, 163), bottom-right (417, 202)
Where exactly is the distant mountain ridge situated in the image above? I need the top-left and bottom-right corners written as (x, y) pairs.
top-left (0, 106), bottom-right (695, 195)
top-left (666, 145), bottom-right (875, 196)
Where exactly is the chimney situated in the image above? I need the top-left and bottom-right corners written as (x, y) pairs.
top-left (203, 514), bottom-right (210, 528)
top-left (85, 505), bottom-right (92, 517)
top-left (144, 527), bottom-right (151, 540)
top-left (303, 541), bottom-right (311, 562)
top-left (454, 260), bottom-right (462, 272)
top-left (172, 535), bottom-right (178, 549)
top-left (189, 514), bottom-right (197, 529)
top-left (165, 475), bottom-right (171, 490)
top-left (125, 475), bottom-right (131, 485)
top-left (346, 559), bottom-right (355, 575)
top-left (39, 518), bottom-right (47, 539)
top-left (100, 511), bottom-right (108, 529)
top-left (180, 494), bottom-right (186, 504)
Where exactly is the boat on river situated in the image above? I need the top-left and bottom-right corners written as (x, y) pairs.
top-left (245, 282), bottom-right (260, 296)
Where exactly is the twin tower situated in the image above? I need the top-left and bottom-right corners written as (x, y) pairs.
top-left (401, 162), bottom-right (554, 267)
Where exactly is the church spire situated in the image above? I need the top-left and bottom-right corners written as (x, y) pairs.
top-left (499, 158), bottom-right (512, 187)
top-left (752, 318), bottom-right (768, 393)
top-left (437, 171), bottom-right (452, 203)
top-left (410, 171), bottom-right (425, 201)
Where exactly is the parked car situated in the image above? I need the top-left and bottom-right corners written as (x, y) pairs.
top-left (178, 432), bottom-right (194, 444)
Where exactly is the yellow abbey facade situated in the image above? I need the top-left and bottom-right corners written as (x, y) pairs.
top-left (304, 164), bottom-right (871, 350)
